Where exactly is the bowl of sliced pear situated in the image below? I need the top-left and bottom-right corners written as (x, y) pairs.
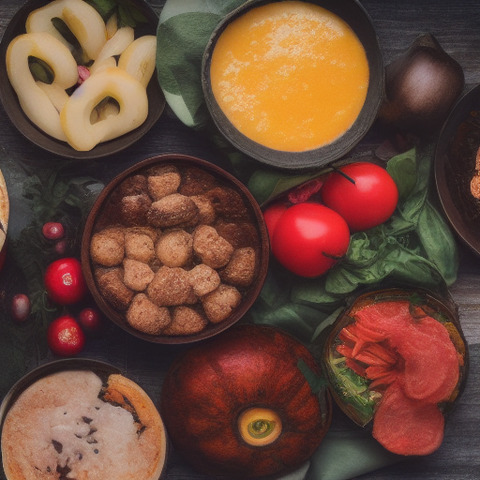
top-left (0, 0), bottom-right (165, 159)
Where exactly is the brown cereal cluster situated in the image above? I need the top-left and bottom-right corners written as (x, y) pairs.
top-left (90, 164), bottom-right (260, 337)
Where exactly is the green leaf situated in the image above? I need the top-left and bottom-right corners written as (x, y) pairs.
top-left (87, 0), bottom-right (147, 27)
top-left (87, 0), bottom-right (116, 18)
top-left (157, 13), bottom-right (222, 127)
top-left (417, 200), bottom-right (459, 285)
top-left (386, 147), bottom-right (417, 200)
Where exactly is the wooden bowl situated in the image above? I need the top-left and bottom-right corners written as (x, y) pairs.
top-left (0, 0), bottom-right (165, 160)
top-left (435, 83), bottom-right (480, 257)
top-left (0, 358), bottom-right (168, 480)
top-left (81, 154), bottom-right (270, 344)
top-left (201, 0), bottom-right (384, 171)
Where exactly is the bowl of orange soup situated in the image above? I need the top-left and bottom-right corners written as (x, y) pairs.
top-left (202, 0), bottom-right (384, 170)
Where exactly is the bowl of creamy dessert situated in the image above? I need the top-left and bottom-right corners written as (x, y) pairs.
top-left (202, 0), bottom-right (384, 170)
top-left (0, 358), bottom-right (168, 480)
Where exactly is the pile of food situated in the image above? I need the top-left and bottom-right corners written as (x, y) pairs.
top-left (322, 289), bottom-right (468, 456)
top-left (5, 0), bottom-right (157, 151)
top-left (87, 161), bottom-right (263, 336)
top-left (1, 369), bottom-right (167, 480)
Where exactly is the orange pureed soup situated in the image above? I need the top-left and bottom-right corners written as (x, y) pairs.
top-left (210, 1), bottom-right (370, 152)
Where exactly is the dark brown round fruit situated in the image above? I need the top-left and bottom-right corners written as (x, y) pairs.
top-left (161, 324), bottom-right (331, 478)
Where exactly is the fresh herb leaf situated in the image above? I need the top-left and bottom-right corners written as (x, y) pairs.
top-left (87, 0), bottom-right (148, 28)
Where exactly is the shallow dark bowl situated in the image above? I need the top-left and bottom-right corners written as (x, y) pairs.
top-left (81, 153), bottom-right (270, 344)
top-left (0, 358), bottom-right (168, 480)
top-left (435, 83), bottom-right (480, 257)
top-left (201, 0), bottom-right (384, 171)
top-left (0, 0), bottom-right (165, 160)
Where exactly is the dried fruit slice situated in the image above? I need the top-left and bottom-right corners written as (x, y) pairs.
top-left (352, 299), bottom-right (413, 336)
top-left (394, 317), bottom-right (460, 404)
top-left (372, 382), bottom-right (445, 456)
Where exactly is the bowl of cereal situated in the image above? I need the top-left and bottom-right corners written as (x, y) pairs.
top-left (0, 0), bottom-right (165, 159)
top-left (81, 154), bottom-right (269, 344)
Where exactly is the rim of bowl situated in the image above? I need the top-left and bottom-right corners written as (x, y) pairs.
top-left (201, 0), bottom-right (384, 171)
top-left (0, 358), bottom-right (121, 424)
top-left (0, 0), bottom-right (165, 160)
top-left (435, 83), bottom-right (480, 257)
top-left (81, 153), bottom-right (270, 344)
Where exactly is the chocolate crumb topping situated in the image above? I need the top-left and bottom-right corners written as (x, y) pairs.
top-left (52, 439), bottom-right (63, 454)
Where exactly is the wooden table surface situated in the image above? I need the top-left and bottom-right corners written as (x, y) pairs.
top-left (0, 1), bottom-right (479, 479)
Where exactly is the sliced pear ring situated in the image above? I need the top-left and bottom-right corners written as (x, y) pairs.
top-left (118, 35), bottom-right (157, 88)
top-left (26, 0), bottom-right (107, 60)
top-left (60, 66), bottom-right (149, 151)
top-left (6, 32), bottom-right (78, 141)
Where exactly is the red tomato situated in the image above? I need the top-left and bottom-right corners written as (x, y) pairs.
top-left (271, 203), bottom-right (350, 278)
top-left (321, 162), bottom-right (399, 232)
top-left (44, 257), bottom-right (87, 305)
top-left (263, 202), bottom-right (288, 241)
top-left (47, 315), bottom-right (86, 356)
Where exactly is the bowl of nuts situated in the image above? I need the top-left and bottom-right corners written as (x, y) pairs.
top-left (81, 154), bottom-right (269, 344)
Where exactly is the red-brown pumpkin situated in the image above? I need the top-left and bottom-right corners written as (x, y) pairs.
top-left (160, 324), bottom-right (332, 478)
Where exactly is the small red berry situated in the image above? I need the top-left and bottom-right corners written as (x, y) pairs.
top-left (11, 294), bottom-right (31, 322)
top-left (47, 315), bottom-right (86, 356)
top-left (42, 222), bottom-right (65, 240)
top-left (78, 307), bottom-right (104, 335)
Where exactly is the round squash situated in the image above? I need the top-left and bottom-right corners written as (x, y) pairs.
top-left (161, 324), bottom-right (331, 478)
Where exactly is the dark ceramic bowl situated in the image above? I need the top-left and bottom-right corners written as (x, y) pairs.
top-left (202, 0), bottom-right (384, 171)
top-left (0, 358), bottom-right (168, 480)
top-left (0, 0), bottom-right (165, 160)
top-left (435, 84), bottom-right (480, 257)
top-left (81, 153), bottom-right (270, 344)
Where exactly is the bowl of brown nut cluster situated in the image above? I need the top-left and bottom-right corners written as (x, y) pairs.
top-left (81, 154), bottom-right (269, 344)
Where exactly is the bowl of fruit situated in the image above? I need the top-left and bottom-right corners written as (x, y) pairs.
top-left (0, 0), bottom-right (165, 159)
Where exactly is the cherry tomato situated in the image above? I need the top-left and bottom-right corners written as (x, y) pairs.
top-left (77, 307), bottom-right (104, 335)
top-left (44, 257), bottom-right (87, 305)
top-left (321, 162), bottom-right (399, 232)
top-left (263, 202), bottom-right (288, 242)
top-left (271, 203), bottom-right (350, 278)
top-left (47, 315), bottom-right (86, 356)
